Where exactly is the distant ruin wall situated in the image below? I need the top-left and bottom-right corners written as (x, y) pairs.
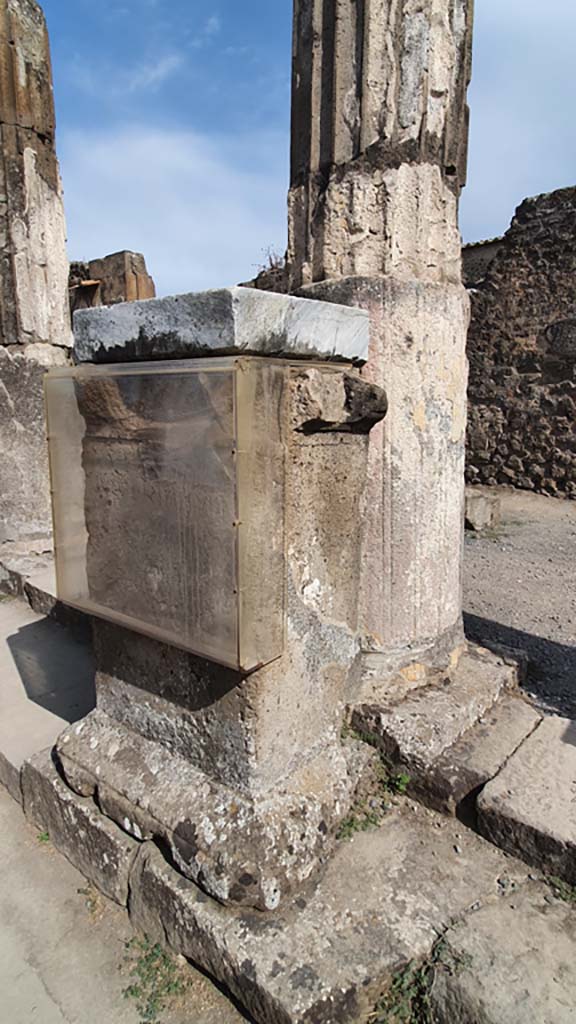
top-left (69, 251), bottom-right (156, 314)
top-left (465, 187), bottom-right (576, 499)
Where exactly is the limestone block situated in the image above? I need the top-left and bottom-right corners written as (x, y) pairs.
top-left (73, 286), bottom-right (369, 365)
top-left (465, 487), bottom-right (501, 531)
top-left (431, 882), bottom-right (576, 1024)
top-left (21, 746), bottom-right (139, 905)
top-left (0, 343), bottom-right (69, 545)
top-left (128, 806), bottom-right (526, 1024)
top-left (477, 716), bottom-right (576, 884)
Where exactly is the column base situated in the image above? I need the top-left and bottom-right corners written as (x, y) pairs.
top-left (55, 709), bottom-right (371, 911)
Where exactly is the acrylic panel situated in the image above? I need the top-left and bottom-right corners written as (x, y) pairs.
top-left (45, 357), bottom-right (286, 671)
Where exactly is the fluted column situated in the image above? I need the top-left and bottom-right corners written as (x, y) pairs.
top-left (289, 0), bottom-right (474, 687)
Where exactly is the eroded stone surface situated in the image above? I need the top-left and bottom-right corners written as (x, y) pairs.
top-left (413, 694), bottom-right (541, 817)
top-left (0, 0), bottom-right (72, 547)
top-left (288, 0), bottom-right (473, 289)
top-left (431, 881), bottom-right (576, 1024)
top-left (21, 747), bottom-right (138, 905)
top-left (129, 804), bottom-right (527, 1024)
top-left (73, 287), bottom-right (369, 364)
top-left (465, 487), bottom-right (501, 532)
top-left (478, 716), bottom-right (576, 883)
top-left (352, 645), bottom-right (518, 773)
top-left (304, 276), bottom-right (470, 675)
top-left (0, 343), bottom-right (69, 547)
top-left (56, 709), bottom-right (370, 911)
top-left (287, 0), bottom-right (474, 679)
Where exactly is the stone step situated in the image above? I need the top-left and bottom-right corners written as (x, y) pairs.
top-left (411, 694), bottom-right (541, 820)
top-left (431, 880), bottom-right (576, 1024)
top-left (0, 595), bottom-right (94, 802)
top-left (351, 645), bottom-right (520, 779)
top-left (478, 715), bottom-right (576, 886)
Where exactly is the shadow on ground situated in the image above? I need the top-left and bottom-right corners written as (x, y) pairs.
top-left (465, 612), bottom-right (576, 719)
top-left (7, 617), bottom-right (95, 723)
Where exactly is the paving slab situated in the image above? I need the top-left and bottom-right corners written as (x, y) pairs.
top-left (478, 715), bottom-right (576, 883)
top-left (0, 783), bottom-right (246, 1024)
top-left (0, 596), bottom-right (95, 800)
top-left (129, 802), bottom-right (528, 1024)
top-left (431, 881), bottom-right (576, 1024)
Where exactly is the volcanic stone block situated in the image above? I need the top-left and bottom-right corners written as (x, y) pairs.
top-left (57, 708), bottom-right (371, 912)
top-left (128, 806), bottom-right (527, 1024)
top-left (477, 716), bottom-right (576, 884)
top-left (21, 746), bottom-right (139, 905)
top-left (73, 286), bottom-right (370, 365)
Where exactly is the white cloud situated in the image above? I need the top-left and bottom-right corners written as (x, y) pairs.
top-left (59, 126), bottom-right (288, 296)
top-left (204, 15), bottom-right (221, 37)
top-left (190, 13), bottom-right (222, 48)
top-left (125, 54), bottom-right (184, 92)
top-left (65, 51), bottom-right (184, 99)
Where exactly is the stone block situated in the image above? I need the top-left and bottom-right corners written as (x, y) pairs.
top-left (0, 344), bottom-right (69, 546)
top-left (129, 805), bottom-right (525, 1024)
top-left (352, 646), bottom-right (518, 774)
top-left (431, 881), bottom-right (576, 1024)
top-left (56, 709), bottom-right (369, 912)
top-left (465, 487), bottom-right (501, 531)
top-left (413, 694), bottom-right (541, 817)
top-left (21, 746), bottom-right (139, 905)
top-left (0, 749), bottom-right (22, 804)
top-left (73, 286), bottom-right (369, 364)
top-left (478, 716), bottom-right (576, 883)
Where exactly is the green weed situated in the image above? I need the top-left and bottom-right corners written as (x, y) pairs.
top-left (36, 831), bottom-right (50, 844)
top-left (122, 936), bottom-right (190, 1024)
top-left (370, 939), bottom-right (472, 1023)
top-left (547, 876), bottom-right (576, 905)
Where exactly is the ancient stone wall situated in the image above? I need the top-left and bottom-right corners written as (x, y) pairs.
top-left (0, 0), bottom-right (72, 548)
top-left (466, 187), bottom-right (576, 499)
top-left (69, 251), bottom-right (156, 314)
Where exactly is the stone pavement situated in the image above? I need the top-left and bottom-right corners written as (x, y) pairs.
top-left (0, 593), bottom-right (94, 802)
top-left (0, 784), bottom-right (246, 1024)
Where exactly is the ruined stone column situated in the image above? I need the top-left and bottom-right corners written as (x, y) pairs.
top-left (0, 0), bottom-right (72, 549)
top-left (289, 0), bottom-right (474, 688)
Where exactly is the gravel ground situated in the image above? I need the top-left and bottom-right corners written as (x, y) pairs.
top-left (464, 487), bottom-right (576, 719)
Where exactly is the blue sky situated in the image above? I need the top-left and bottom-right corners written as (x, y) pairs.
top-left (42, 0), bottom-right (576, 296)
